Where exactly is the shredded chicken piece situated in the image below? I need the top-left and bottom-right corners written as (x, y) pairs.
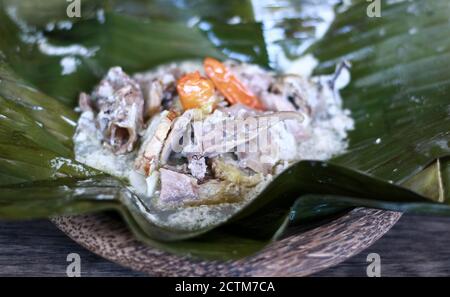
top-left (187, 110), bottom-right (303, 157)
top-left (134, 110), bottom-right (177, 175)
top-left (159, 109), bottom-right (201, 164)
top-left (227, 61), bottom-right (315, 117)
top-left (134, 64), bottom-right (188, 118)
top-left (91, 67), bottom-right (144, 154)
top-left (159, 168), bottom-right (242, 206)
top-left (159, 168), bottom-right (198, 204)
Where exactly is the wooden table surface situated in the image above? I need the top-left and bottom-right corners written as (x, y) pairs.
top-left (0, 213), bottom-right (449, 277)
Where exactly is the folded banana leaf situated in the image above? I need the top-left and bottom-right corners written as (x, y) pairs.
top-left (0, 0), bottom-right (449, 260)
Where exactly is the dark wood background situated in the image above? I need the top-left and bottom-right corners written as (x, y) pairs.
top-left (0, 214), bottom-right (449, 276)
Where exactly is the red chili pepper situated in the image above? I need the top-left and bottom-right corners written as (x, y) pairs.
top-left (177, 71), bottom-right (216, 110)
top-left (204, 57), bottom-right (264, 110)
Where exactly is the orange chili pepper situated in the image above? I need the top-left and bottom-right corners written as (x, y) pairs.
top-left (177, 71), bottom-right (216, 110)
top-left (203, 57), bottom-right (264, 110)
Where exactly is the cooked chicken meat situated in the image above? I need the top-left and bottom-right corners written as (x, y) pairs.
top-left (78, 67), bottom-right (144, 154)
top-left (134, 110), bottom-right (177, 175)
top-left (74, 58), bottom-right (353, 216)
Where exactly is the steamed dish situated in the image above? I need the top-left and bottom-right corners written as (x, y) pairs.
top-left (73, 58), bottom-right (354, 231)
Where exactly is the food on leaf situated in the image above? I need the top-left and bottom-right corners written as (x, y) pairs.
top-left (73, 59), bottom-right (354, 231)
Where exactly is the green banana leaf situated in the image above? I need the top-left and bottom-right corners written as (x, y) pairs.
top-left (0, 0), bottom-right (449, 260)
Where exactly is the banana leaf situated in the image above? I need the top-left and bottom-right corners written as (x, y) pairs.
top-left (0, 0), bottom-right (449, 260)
